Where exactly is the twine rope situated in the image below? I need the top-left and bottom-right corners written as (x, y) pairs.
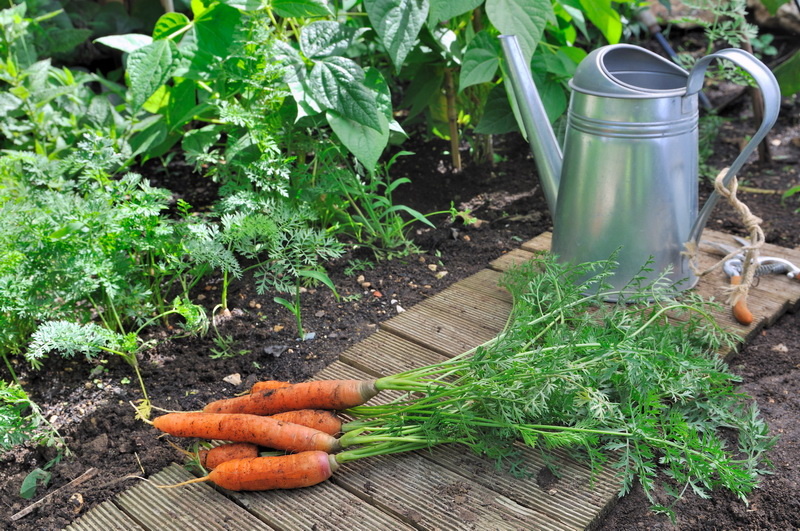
top-left (683, 167), bottom-right (764, 307)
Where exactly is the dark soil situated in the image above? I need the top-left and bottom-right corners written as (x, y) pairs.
top-left (2, 78), bottom-right (800, 531)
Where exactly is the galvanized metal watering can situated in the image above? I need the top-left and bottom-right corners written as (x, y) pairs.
top-left (500, 35), bottom-right (780, 294)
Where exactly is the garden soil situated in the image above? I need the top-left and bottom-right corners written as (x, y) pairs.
top-left (2, 90), bottom-right (800, 530)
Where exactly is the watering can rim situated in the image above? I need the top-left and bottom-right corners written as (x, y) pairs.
top-left (569, 43), bottom-right (692, 99)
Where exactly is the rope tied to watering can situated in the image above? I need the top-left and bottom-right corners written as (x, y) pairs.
top-left (683, 167), bottom-right (764, 324)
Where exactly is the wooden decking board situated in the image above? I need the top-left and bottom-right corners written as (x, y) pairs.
top-left (225, 480), bottom-right (414, 530)
top-left (418, 281), bottom-right (513, 330)
top-left (380, 304), bottom-right (501, 358)
top-left (338, 329), bottom-right (451, 377)
top-left (70, 229), bottom-right (800, 530)
top-left (64, 499), bottom-right (146, 531)
top-left (418, 444), bottom-right (619, 530)
top-left (450, 268), bottom-right (514, 303)
top-left (331, 449), bottom-right (567, 530)
top-left (114, 464), bottom-right (272, 531)
top-left (489, 247), bottom-right (540, 272)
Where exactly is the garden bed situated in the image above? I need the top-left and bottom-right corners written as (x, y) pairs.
top-left (2, 87), bottom-right (800, 530)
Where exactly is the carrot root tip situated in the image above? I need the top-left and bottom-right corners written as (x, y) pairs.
top-left (155, 476), bottom-right (210, 489)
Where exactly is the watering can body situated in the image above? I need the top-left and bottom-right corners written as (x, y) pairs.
top-left (500, 37), bottom-right (780, 295)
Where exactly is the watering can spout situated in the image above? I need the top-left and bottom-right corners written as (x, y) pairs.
top-left (499, 35), bottom-right (562, 215)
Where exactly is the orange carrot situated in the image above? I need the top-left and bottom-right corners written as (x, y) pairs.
top-left (152, 412), bottom-right (341, 453)
top-left (271, 409), bottom-right (342, 436)
top-left (160, 451), bottom-right (338, 491)
top-left (250, 380), bottom-right (292, 394)
top-left (199, 442), bottom-right (259, 470)
top-left (203, 379), bottom-right (379, 415)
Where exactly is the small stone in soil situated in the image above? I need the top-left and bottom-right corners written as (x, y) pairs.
top-left (264, 345), bottom-right (288, 357)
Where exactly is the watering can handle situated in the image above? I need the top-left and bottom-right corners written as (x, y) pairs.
top-left (686, 48), bottom-right (781, 245)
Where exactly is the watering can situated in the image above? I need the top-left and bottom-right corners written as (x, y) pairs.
top-left (500, 35), bottom-right (780, 295)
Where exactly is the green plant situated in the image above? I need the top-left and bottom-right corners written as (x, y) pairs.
top-left (209, 334), bottom-right (251, 359)
top-left (314, 150), bottom-right (435, 256)
top-left (26, 297), bottom-right (207, 419)
top-left (673, 0), bottom-right (761, 86)
top-left (274, 269), bottom-right (340, 339)
top-left (344, 259), bottom-right (375, 276)
top-left (0, 379), bottom-right (65, 451)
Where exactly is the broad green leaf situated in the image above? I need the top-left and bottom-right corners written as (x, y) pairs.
top-left (182, 125), bottom-right (223, 162)
top-left (94, 33), bottom-right (152, 53)
top-left (175, 3), bottom-right (242, 78)
top-left (327, 110), bottom-right (390, 171)
top-left (760, 0), bottom-right (789, 15)
top-left (300, 21), bottom-right (360, 58)
top-left (142, 84), bottom-right (170, 114)
top-left (152, 12), bottom-right (191, 40)
top-left (557, 0), bottom-right (589, 42)
top-left (430, 26), bottom-right (460, 62)
top-left (401, 68), bottom-right (442, 119)
top-left (364, 67), bottom-right (393, 120)
top-left (309, 57), bottom-right (382, 131)
top-left (459, 31), bottom-right (500, 91)
top-left (46, 28), bottom-right (93, 55)
top-left (128, 115), bottom-right (168, 158)
top-left (0, 93), bottom-right (22, 115)
top-left (126, 39), bottom-right (179, 112)
top-left (577, 0), bottom-right (621, 44)
top-left (272, 0), bottom-right (332, 17)
top-left (485, 0), bottom-right (552, 65)
top-left (428, 0), bottom-right (483, 25)
top-left (20, 468), bottom-right (50, 500)
top-left (479, 83), bottom-right (519, 134)
top-left (165, 78), bottom-right (197, 130)
top-left (191, 0), bottom-right (214, 17)
top-left (364, 0), bottom-right (429, 71)
top-left (531, 63), bottom-right (567, 123)
top-left (194, 3), bottom-right (242, 60)
top-left (284, 64), bottom-right (323, 120)
top-left (774, 49), bottom-right (800, 97)
top-left (219, 0), bottom-right (262, 9)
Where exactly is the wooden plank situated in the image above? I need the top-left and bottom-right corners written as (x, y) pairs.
top-left (332, 450), bottom-right (568, 530)
top-left (422, 444), bottom-right (622, 530)
top-left (452, 269), bottom-right (513, 303)
top-left (380, 303), bottom-right (500, 358)
top-left (227, 480), bottom-right (414, 531)
top-left (489, 247), bottom-right (538, 272)
top-left (339, 329), bottom-right (450, 377)
top-left (114, 464), bottom-right (272, 530)
top-left (420, 282), bottom-right (513, 332)
top-left (521, 232), bottom-right (552, 253)
top-left (64, 500), bottom-right (146, 531)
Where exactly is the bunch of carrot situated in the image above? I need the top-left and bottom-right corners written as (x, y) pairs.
top-left (148, 255), bottom-right (773, 512)
top-left (151, 377), bottom-right (437, 491)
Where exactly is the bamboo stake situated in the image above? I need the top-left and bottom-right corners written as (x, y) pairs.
top-left (443, 68), bottom-right (462, 171)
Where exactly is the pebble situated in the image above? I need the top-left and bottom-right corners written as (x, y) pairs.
top-left (427, 264), bottom-right (438, 271)
top-left (223, 373), bottom-right (242, 386)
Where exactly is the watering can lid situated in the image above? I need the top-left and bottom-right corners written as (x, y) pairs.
top-left (570, 44), bottom-right (690, 98)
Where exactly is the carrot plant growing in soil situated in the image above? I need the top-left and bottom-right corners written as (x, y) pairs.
top-left (155, 255), bottom-right (774, 519)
